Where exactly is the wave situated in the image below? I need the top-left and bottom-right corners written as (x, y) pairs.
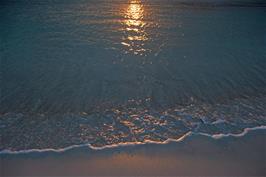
top-left (198, 125), bottom-right (266, 139)
top-left (1, 96), bottom-right (266, 154)
top-left (1, 125), bottom-right (265, 155)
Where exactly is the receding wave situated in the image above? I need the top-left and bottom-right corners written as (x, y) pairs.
top-left (1, 126), bottom-right (265, 155)
top-left (1, 96), bottom-right (265, 154)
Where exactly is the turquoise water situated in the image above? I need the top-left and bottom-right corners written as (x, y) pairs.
top-left (1, 0), bottom-right (266, 151)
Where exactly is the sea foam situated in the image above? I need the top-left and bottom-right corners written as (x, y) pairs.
top-left (1, 126), bottom-right (265, 155)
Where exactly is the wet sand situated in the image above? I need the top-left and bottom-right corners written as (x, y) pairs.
top-left (1, 129), bottom-right (265, 176)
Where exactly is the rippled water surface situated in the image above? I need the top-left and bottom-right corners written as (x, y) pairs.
top-left (1, 0), bottom-right (266, 151)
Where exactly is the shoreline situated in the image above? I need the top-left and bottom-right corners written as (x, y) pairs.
top-left (1, 128), bottom-right (265, 176)
top-left (1, 125), bottom-right (265, 155)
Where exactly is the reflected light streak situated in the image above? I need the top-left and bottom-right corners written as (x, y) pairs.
top-left (121, 0), bottom-right (148, 55)
top-left (125, 1), bottom-right (145, 27)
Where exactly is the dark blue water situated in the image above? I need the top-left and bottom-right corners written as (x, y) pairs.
top-left (1, 0), bottom-right (266, 152)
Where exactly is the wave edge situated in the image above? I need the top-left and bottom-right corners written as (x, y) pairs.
top-left (1, 125), bottom-right (265, 155)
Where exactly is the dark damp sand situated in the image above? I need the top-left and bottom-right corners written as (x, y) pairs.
top-left (1, 130), bottom-right (266, 176)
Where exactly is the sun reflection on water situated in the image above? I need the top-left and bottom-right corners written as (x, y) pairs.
top-left (121, 0), bottom-right (148, 55)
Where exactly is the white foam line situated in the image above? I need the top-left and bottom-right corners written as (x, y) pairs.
top-left (0, 132), bottom-right (192, 155)
top-left (1, 126), bottom-right (265, 155)
top-left (90, 131), bottom-right (193, 150)
top-left (0, 144), bottom-right (90, 154)
top-left (198, 125), bottom-right (266, 139)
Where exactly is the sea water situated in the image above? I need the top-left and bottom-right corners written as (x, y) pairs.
top-left (0, 0), bottom-right (266, 152)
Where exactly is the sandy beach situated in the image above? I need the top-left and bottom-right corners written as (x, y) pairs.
top-left (1, 129), bottom-right (265, 176)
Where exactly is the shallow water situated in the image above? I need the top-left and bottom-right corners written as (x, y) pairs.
top-left (1, 0), bottom-right (266, 151)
